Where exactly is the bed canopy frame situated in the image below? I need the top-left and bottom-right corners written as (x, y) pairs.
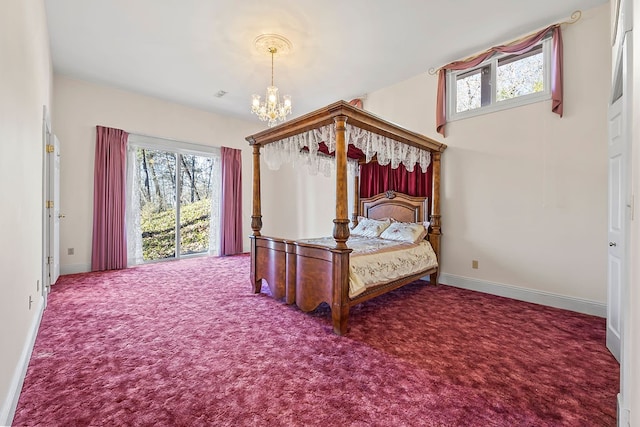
top-left (246, 100), bottom-right (447, 334)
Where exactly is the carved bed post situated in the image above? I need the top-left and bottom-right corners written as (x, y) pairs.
top-left (332, 114), bottom-right (351, 335)
top-left (251, 143), bottom-right (262, 237)
top-left (333, 115), bottom-right (350, 249)
top-left (250, 142), bottom-right (262, 293)
top-left (430, 151), bottom-right (442, 285)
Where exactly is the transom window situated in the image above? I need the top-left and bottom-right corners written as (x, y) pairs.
top-left (447, 38), bottom-right (551, 121)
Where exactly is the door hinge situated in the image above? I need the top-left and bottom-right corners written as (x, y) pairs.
top-left (46, 200), bottom-right (54, 208)
top-left (46, 144), bottom-right (54, 153)
top-left (47, 256), bottom-right (53, 265)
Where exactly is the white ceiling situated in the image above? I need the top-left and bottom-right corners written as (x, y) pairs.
top-left (44, 0), bottom-right (607, 124)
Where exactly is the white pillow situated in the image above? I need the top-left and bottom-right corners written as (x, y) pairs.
top-left (351, 217), bottom-right (391, 238)
top-left (379, 221), bottom-right (427, 243)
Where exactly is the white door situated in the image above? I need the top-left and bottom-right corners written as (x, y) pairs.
top-left (43, 127), bottom-right (61, 306)
top-left (607, 32), bottom-right (631, 365)
top-left (42, 107), bottom-right (51, 305)
top-left (608, 4), bottom-right (632, 424)
top-left (607, 95), bottom-right (625, 363)
top-left (48, 134), bottom-right (61, 286)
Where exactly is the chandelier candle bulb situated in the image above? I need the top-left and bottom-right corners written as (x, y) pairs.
top-left (268, 87), bottom-right (277, 103)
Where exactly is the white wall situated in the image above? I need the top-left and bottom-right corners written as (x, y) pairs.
top-left (53, 76), bottom-right (264, 273)
top-left (361, 5), bottom-right (610, 306)
top-left (261, 163), bottom-right (357, 239)
top-left (0, 0), bottom-right (52, 424)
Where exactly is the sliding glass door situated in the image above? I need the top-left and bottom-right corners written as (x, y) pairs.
top-left (138, 148), bottom-right (177, 261)
top-left (127, 137), bottom-right (220, 264)
top-left (178, 154), bottom-right (217, 256)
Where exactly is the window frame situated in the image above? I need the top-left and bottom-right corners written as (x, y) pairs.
top-left (446, 37), bottom-right (552, 122)
top-left (126, 134), bottom-right (222, 264)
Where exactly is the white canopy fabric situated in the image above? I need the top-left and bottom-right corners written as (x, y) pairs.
top-left (262, 123), bottom-right (432, 177)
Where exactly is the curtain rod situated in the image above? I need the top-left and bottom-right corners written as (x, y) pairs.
top-left (427, 10), bottom-right (582, 75)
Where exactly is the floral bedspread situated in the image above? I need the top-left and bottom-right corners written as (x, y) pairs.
top-left (297, 236), bottom-right (438, 298)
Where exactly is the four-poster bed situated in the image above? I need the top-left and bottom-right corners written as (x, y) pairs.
top-left (246, 101), bottom-right (447, 335)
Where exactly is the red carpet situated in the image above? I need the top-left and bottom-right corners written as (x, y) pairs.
top-left (14, 254), bottom-right (618, 426)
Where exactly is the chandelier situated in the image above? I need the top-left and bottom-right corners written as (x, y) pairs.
top-left (251, 34), bottom-right (292, 127)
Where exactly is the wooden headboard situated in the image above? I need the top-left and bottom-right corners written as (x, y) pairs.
top-left (359, 191), bottom-right (429, 223)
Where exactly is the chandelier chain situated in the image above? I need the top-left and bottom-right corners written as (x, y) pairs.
top-left (270, 47), bottom-right (276, 86)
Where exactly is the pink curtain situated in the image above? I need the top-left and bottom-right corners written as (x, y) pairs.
top-left (360, 162), bottom-right (432, 202)
top-left (91, 126), bottom-right (128, 271)
top-left (219, 147), bottom-right (243, 255)
top-left (436, 24), bottom-right (563, 137)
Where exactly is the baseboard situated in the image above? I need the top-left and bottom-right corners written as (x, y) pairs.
top-left (438, 273), bottom-right (607, 318)
top-left (60, 263), bottom-right (90, 275)
top-left (0, 296), bottom-right (45, 427)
